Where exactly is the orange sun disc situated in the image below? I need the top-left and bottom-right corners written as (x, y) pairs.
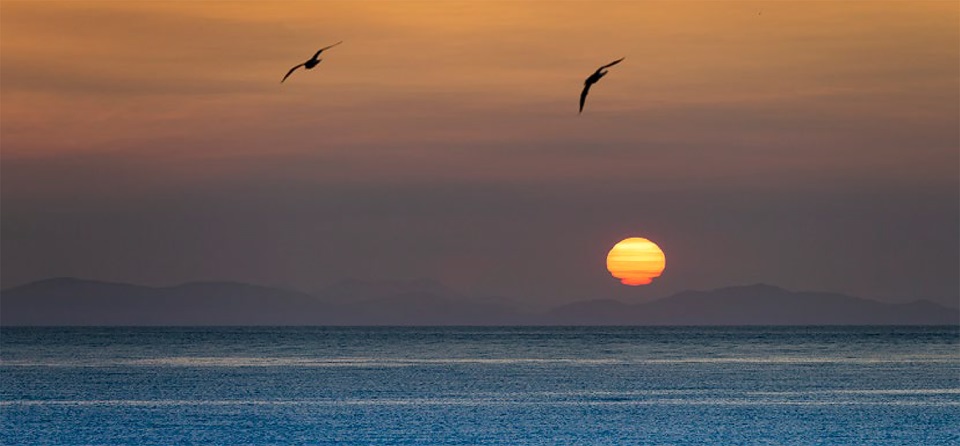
top-left (606, 237), bottom-right (666, 286)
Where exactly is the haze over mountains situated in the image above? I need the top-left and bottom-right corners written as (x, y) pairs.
top-left (2, 278), bottom-right (956, 326)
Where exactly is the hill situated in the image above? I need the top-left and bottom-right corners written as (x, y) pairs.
top-left (2, 279), bottom-right (956, 326)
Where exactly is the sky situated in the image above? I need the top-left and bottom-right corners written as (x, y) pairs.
top-left (2, 1), bottom-right (958, 307)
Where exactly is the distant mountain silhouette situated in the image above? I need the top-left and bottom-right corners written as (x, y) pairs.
top-left (337, 291), bottom-right (529, 325)
top-left (316, 278), bottom-right (460, 303)
top-left (2, 278), bottom-right (956, 326)
top-left (0, 277), bottom-right (335, 325)
top-left (544, 284), bottom-right (958, 325)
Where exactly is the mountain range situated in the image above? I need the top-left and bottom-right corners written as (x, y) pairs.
top-left (1, 278), bottom-right (956, 326)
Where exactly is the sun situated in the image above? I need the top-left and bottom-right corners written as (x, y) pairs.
top-left (606, 237), bottom-right (666, 286)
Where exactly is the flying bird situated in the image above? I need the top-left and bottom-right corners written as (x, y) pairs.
top-left (579, 57), bottom-right (625, 114)
top-left (281, 41), bottom-right (343, 83)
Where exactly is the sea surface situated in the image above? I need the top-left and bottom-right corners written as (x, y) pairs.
top-left (2, 326), bottom-right (958, 445)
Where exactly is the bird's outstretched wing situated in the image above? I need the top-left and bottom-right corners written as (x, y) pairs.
top-left (579, 83), bottom-right (592, 114)
top-left (281, 63), bottom-right (305, 83)
top-left (598, 57), bottom-right (625, 70)
top-left (313, 41), bottom-right (343, 59)
top-left (322, 40), bottom-right (343, 51)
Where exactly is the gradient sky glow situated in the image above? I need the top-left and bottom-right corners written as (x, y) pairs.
top-left (2, 1), bottom-right (958, 307)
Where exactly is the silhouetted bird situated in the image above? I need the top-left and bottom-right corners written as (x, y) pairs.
top-left (579, 57), bottom-right (624, 114)
top-left (281, 41), bottom-right (343, 83)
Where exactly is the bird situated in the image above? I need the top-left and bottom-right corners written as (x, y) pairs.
top-left (579, 57), bottom-right (624, 114)
top-left (281, 41), bottom-right (343, 83)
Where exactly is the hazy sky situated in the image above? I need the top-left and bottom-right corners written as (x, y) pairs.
top-left (2, 1), bottom-right (957, 307)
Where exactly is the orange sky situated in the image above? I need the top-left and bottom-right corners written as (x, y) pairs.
top-left (3, 1), bottom-right (956, 183)
top-left (2, 1), bottom-right (958, 305)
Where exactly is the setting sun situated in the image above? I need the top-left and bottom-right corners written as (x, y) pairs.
top-left (606, 237), bottom-right (666, 286)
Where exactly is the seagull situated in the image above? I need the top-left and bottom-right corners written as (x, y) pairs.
top-left (281, 41), bottom-right (343, 83)
top-left (579, 57), bottom-right (624, 114)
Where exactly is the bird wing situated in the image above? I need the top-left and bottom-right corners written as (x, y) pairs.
top-left (321, 41), bottom-right (343, 51)
top-left (598, 57), bottom-right (625, 70)
top-left (313, 41), bottom-right (343, 59)
top-left (579, 83), bottom-right (592, 113)
top-left (281, 63), bottom-right (305, 83)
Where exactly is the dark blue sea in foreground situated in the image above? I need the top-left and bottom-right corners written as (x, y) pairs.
top-left (2, 326), bottom-right (958, 445)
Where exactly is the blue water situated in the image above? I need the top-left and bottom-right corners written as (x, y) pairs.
top-left (2, 326), bottom-right (958, 445)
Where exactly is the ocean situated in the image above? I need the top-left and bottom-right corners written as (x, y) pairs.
top-left (2, 326), bottom-right (958, 445)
